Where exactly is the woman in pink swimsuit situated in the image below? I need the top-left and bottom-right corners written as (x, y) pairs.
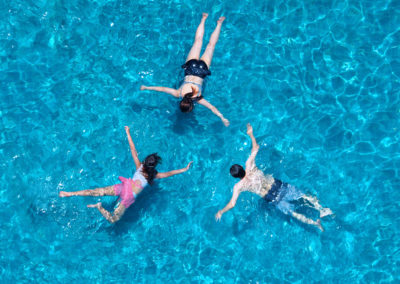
top-left (59, 126), bottom-right (192, 223)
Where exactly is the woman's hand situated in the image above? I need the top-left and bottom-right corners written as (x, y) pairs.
top-left (184, 161), bottom-right (193, 171)
top-left (140, 85), bottom-right (147, 90)
top-left (246, 123), bottom-right (253, 135)
top-left (87, 202), bottom-right (102, 209)
top-left (124, 126), bottom-right (130, 133)
top-left (222, 118), bottom-right (230, 127)
top-left (215, 210), bottom-right (223, 222)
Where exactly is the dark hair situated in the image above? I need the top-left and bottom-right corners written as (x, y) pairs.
top-left (142, 153), bottom-right (162, 185)
top-left (179, 93), bottom-right (194, 112)
top-left (230, 164), bottom-right (245, 179)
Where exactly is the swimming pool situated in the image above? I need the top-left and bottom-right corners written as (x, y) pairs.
top-left (1, 0), bottom-right (399, 282)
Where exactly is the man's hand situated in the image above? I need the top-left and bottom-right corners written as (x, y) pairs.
top-left (215, 210), bottom-right (222, 222)
top-left (246, 123), bottom-right (253, 136)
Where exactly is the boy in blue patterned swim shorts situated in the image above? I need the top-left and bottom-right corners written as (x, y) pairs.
top-left (215, 123), bottom-right (333, 231)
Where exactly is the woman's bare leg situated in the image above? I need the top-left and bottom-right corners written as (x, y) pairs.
top-left (186, 13), bottom-right (208, 62)
top-left (87, 202), bottom-right (126, 223)
top-left (200, 16), bottom-right (225, 67)
top-left (302, 195), bottom-right (333, 218)
top-left (59, 185), bottom-right (115, 197)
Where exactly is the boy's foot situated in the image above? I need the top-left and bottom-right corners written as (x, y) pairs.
top-left (316, 219), bottom-right (324, 232)
top-left (320, 208), bottom-right (333, 218)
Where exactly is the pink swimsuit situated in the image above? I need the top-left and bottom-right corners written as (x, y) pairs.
top-left (113, 176), bottom-right (143, 208)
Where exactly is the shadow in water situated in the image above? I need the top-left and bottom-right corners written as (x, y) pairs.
top-left (99, 184), bottom-right (168, 235)
top-left (169, 108), bottom-right (206, 135)
top-left (232, 211), bottom-right (260, 236)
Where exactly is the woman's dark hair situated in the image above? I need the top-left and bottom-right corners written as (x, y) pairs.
top-left (230, 164), bottom-right (245, 179)
top-left (142, 153), bottom-right (162, 185)
top-left (179, 93), bottom-right (194, 112)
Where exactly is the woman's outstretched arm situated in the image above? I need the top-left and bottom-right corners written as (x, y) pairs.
top-left (140, 85), bottom-right (180, 98)
top-left (197, 99), bottom-right (230, 126)
top-left (215, 185), bottom-right (240, 221)
top-left (125, 126), bottom-right (141, 170)
top-left (87, 202), bottom-right (126, 224)
top-left (156, 161), bottom-right (193, 179)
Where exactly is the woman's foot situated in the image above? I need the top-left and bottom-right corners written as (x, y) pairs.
top-left (217, 16), bottom-right (226, 24)
top-left (59, 191), bottom-right (72, 197)
top-left (320, 208), bottom-right (333, 218)
top-left (316, 219), bottom-right (324, 232)
top-left (222, 118), bottom-right (230, 127)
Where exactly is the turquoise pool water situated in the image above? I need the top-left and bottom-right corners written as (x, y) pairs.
top-left (1, 0), bottom-right (399, 282)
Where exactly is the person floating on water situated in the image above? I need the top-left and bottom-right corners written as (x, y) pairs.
top-left (215, 123), bottom-right (333, 231)
top-left (59, 126), bottom-right (192, 223)
top-left (140, 13), bottom-right (230, 127)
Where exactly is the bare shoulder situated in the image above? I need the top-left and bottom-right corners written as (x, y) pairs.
top-left (245, 164), bottom-right (257, 174)
top-left (233, 181), bottom-right (244, 192)
top-left (197, 97), bottom-right (208, 105)
top-left (173, 88), bottom-right (181, 97)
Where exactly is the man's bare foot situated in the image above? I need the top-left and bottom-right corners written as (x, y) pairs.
top-left (217, 16), bottom-right (226, 24)
top-left (59, 191), bottom-right (72, 197)
top-left (316, 219), bottom-right (324, 232)
top-left (202, 13), bottom-right (208, 19)
top-left (320, 208), bottom-right (333, 218)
